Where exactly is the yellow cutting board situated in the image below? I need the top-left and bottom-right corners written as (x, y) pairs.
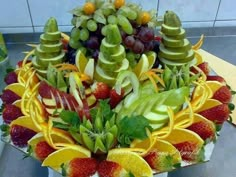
top-left (198, 49), bottom-right (236, 125)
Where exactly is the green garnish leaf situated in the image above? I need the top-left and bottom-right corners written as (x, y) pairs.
top-left (23, 145), bottom-right (33, 159)
top-left (52, 121), bottom-right (70, 130)
top-left (0, 124), bottom-right (10, 136)
top-left (128, 172), bottom-right (135, 177)
top-left (0, 104), bottom-right (4, 115)
top-left (118, 115), bottom-right (152, 146)
top-left (228, 103), bottom-right (235, 111)
top-left (59, 110), bottom-right (80, 126)
top-left (61, 163), bottom-right (67, 177)
top-left (6, 68), bottom-right (14, 73)
top-left (173, 163), bottom-right (181, 168)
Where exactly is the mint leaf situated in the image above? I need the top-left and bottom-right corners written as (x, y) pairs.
top-left (53, 121), bottom-right (70, 130)
top-left (118, 115), bottom-right (152, 146)
top-left (0, 124), bottom-right (10, 136)
top-left (59, 110), bottom-right (80, 126)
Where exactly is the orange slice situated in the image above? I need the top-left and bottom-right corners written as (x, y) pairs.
top-left (42, 144), bottom-right (91, 171)
top-left (10, 116), bottom-right (41, 132)
top-left (107, 149), bottom-right (153, 177)
top-left (4, 83), bottom-right (25, 97)
top-left (196, 98), bottom-right (221, 113)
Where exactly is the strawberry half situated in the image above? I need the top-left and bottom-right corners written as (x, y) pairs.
top-left (212, 86), bottom-right (232, 104)
top-left (191, 62), bottom-right (210, 75)
top-left (10, 125), bottom-right (37, 148)
top-left (173, 141), bottom-right (203, 162)
top-left (0, 89), bottom-right (21, 104)
top-left (98, 160), bottom-right (128, 177)
top-left (91, 82), bottom-right (110, 100)
top-left (206, 75), bottom-right (226, 84)
top-left (2, 104), bottom-right (23, 124)
top-left (187, 121), bottom-right (215, 141)
top-left (64, 158), bottom-right (98, 177)
top-left (109, 89), bottom-right (124, 109)
top-left (34, 141), bottom-right (55, 161)
top-left (198, 104), bottom-right (230, 124)
top-left (4, 71), bottom-right (18, 85)
top-left (144, 150), bottom-right (174, 172)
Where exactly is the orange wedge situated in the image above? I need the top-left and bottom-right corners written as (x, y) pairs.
top-left (196, 98), bottom-right (221, 113)
top-left (10, 116), bottom-right (41, 132)
top-left (107, 149), bottom-right (153, 177)
top-left (4, 83), bottom-right (25, 97)
top-left (42, 145), bottom-right (91, 171)
top-left (162, 128), bottom-right (204, 147)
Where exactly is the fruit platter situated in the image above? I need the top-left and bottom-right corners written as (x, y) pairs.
top-left (0, 0), bottom-right (235, 176)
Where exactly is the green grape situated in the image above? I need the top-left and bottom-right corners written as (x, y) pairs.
top-left (87, 20), bottom-right (98, 32)
top-left (117, 15), bottom-right (133, 35)
top-left (108, 15), bottom-right (118, 24)
top-left (71, 17), bottom-right (77, 26)
top-left (127, 10), bottom-right (137, 20)
top-left (79, 28), bottom-right (89, 41)
top-left (126, 52), bottom-right (137, 68)
top-left (71, 28), bottom-right (80, 41)
top-left (101, 25), bottom-right (108, 36)
top-left (69, 38), bottom-right (81, 49)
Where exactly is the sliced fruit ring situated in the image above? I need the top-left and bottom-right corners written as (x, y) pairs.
top-left (107, 148), bottom-right (153, 177)
top-left (41, 118), bottom-right (75, 149)
top-left (192, 34), bottom-right (204, 50)
top-left (152, 107), bottom-right (174, 139)
top-left (174, 99), bottom-right (194, 129)
top-left (206, 80), bottom-right (224, 94)
top-left (42, 144), bottom-right (91, 171)
top-left (194, 50), bottom-right (203, 65)
top-left (22, 49), bottom-right (35, 67)
top-left (133, 53), bottom-right (149, 79)
top-left (130, 130), bottom-right (156, 157)
top-left (10, 116), bottom-right (41, 133)
top-left (75, 50), bottom-right (89, 73)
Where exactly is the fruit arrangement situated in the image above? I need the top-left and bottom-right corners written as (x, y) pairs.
top-left (0, 0), bottom-right (234, 177)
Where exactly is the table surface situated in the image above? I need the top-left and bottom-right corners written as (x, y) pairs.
top-left (0, 36), bottom-right (236, 177)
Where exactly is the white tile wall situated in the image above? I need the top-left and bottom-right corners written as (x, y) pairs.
top-left (0, 0), bottom-right (236, 34)
top-left (28, 0), bottom-right (85, 26)
top-left (158, 0), bottom-right (220, 21)
top-left (217, 0), bottom-right (236, 20)
top-left (127, 0), bottom-right (158, 10)
top-left (0, 0), bottom-right (33, 33)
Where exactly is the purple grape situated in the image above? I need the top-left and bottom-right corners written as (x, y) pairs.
top-left (132, 39), bottom-right (144, 54)
top-left (144, 41), bottom-right (154, 51)
top-left (86, 36), bottom-right (100, 50)
top-left (92, 50), bottom-right (99, 61)
top-left (138, 27), bottom-right (154, 43)
top-left (120, 30), bottom-right (127, 41)
top-left (124, 36), bottom-right (135, 49)
top-left (153, 40), bottom-right (160, 53)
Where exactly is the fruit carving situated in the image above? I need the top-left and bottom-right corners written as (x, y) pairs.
top-left (159, 11), bottom-right (195, 66)
top-left (0, 0), bottom-right (234, 177)
top-left (95, 24), bottom-right (128, 86)
top-left (32, 17), bottom-right (65, 77)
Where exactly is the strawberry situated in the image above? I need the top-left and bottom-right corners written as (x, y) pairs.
top-left (92, 82), bottom-right (110, 100)
top-left (10, 125), bottom-right (37, 148)
top-left (144, 150), bottom-right (174, 172)
top-left (2, 104), bottom-right (23, 124)
top-left (98, 160), bottom-right (128, 177)
top-left (173, 141), bottom-right (203, 161)
top-left (191, 62), bottom-right (210, 75)
top-left (198, 104), bottom-right (230, 124)
top-left (109, 89), bottom-right (124, 109)
top-left (4, 71), bottom-right (18, 85)
top-left (187, 121), bottom-right (215, 141)
top-left (17, 60), bottom-right (30, 68)
top-left (64, 158), bottom-right (98, 177)
top-left (35, 141), bottom-right (55, 161)
top-left (1, 89), bottom-right (21, 104)
top-left (206, 75), bottom-right (226, 84)
top-left (212, 86), bottom-right (232, 104)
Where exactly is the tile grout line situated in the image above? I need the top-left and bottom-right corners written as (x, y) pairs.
top-left (213, 0), bottom-right (222, 27)
top-left (26, 0), bottom-right (35, 33)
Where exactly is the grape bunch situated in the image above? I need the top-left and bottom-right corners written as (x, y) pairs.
top-left (123, 26), bottom-right (155, 54)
